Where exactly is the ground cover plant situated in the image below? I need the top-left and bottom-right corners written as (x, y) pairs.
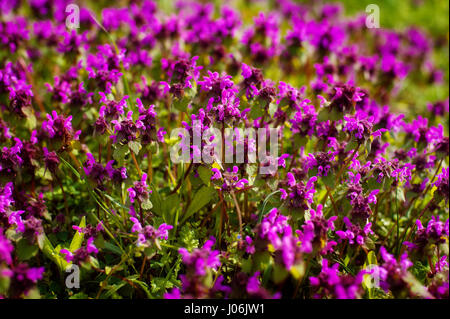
top-left (0, 0), bottom-right (448, 299)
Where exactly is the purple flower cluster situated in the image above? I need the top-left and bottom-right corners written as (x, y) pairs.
top-left (165, 237), bottom-right (229, 299)
top-left (0, 0), bottom-right (448, 300)
top-left (0, 186), bottom-right (43, 297)
top-left (310, 259), bottom-right (365, 299)
top-left (84, 153), bottom-right (127, 187)
top-left (129, 216), bottom-right (172, 247)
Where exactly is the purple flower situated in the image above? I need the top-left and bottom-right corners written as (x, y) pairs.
top-left (246, 271), bottom-right (281, 299)
top-left (157, 128), bottom-right (167, 143)
top-left (346, 189), bottom-right (379, 224)
top-left (0, 17), bottom-right (29, 52)
top-left (7, 263), bottom-right (44, 297)
top-left (335, 216), bottom-right (374, 246)
top-left (0, 138), bottom-right (23, 176)
top-left (42, 147), bottom-right (60, 174)
top-left (57, 29), bottom-right (88, 54)
top-left (135, 78), bottom-right (166, 104)
top-left (375, 247), bottom-right (417, 297)
top-left (244, 236), bottom-right (255, 254)
top-left (110, 111), bottom-right (143, 144)
top-left (128, 173), bottom-right (151, 204)
top-left (205, 88), bottom-right (243, 123)
top-left (249, 207), bottom-right (304, 269)
top-left (60, 237), bottom-right (99, 265)
top-left (404, 216), bottom-right (449, 252)
top-left (381, 53), bottom-right (409, 79)
top-left (105, 160), bottom-right (127, 184)
top-left (59, 249), bottom-right (74, 263)
top-left (280, 173), bottom-right (317, 210)
top-left (130, 216), bottom-right (173, 245)
top-left (432, 167), bottom-right (449, 203)
top-left (164, 287), bottom-right (181, 299)
top-left (343, 114), bottom-right (374, 142)
top-left (296, 205), bottom-right (337, 254)
top-left (427, 100), bottom-right (449, 117)
top-left (86, 237), bottom-right (98, 254)
top-left (310, 259), bottom-right (364, 299)
top-left (165, 236), bottom-right (228, 299)
top-left (41, 110), bottom-right (80, 142)
top-left (212, 166), bottom-right (249, 191)
top-left (86, 46), bottom-right (123, 93)
top-left (211, 168), bottom-right (222, 180)
top-left (0, 182), bottom-right (25, 232)
top-left (0, 228), bottom-right (13, 265)
top-left (290, 103), bottom-right (317, 137)
top-left (179, 237), bottom-right (220, 276)
top-left (198, 71), bottom-right (236, 97)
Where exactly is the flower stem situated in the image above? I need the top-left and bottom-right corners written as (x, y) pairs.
top-left (131, 151), bottom-right (142, 178)
top-left (170, 161), bottom-right (193, 195)
top-left (231, 190), bottom-right (243, 239)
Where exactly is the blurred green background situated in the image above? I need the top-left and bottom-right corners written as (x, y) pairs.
top-left (329, 0), bottom-right (449, 80)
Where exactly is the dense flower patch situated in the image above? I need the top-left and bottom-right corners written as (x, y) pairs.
top-left (0, 0), bottom-right (448, 299)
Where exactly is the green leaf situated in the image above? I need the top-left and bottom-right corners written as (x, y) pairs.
top-left (102, 283), bottom-right (126, 299)
top-left (395, 187), bottom-right (405, 203)
top-left (0, 275), bottom-right (10, 295)
top-left (16, 238), bottom-right (39, 261)
top-left (254, 251), bottom-right (271, 271)
top-left (37, 233), bottom-right (68, 271)
top-left (365, 139), bottom-right (372, 154)
top-left (102, 192), bottom-right (129, 210)
top-left (290, 263), bottom-right (305, 280)
top-left (90, 256), bottom-right (100, 269)
top-left (104, 242), bottom-right (123, 256)
top-left (267, 178), bottom-right (278, 191)
top-left (317, 108), bottom-right (329, 122)
top-left (150, 277), bottom-right (174, 295)
top-left (181, 186), bottom-right (215, 223)
top-left (249, 106), bottom-right (264, 119)
top-left (113, 144), bottom-right (129, 163)
top-left (94, 234), bottom-right (105, 249)
top-left (345, 138), bottom-right (359, 152)
top-left (365, 177), bottom-right (382, 191)
top-left (258, 190), bottom-right (281, 223)
top-left (23, 107), bottom-right (37, 130)
top-left (246, 163), bottom-right (258, 185)
top-left (293, 135), bottom-right (308, 148)
top-left (59, 156), bottom-right (81, 180)
top-left (362, 250), bottom-right (378, 299)
top-left (246, 163), bottom-right (258, 177)
top-left (272, 263), bottom-right (289, 284)
top-left (69, 216), bottom-right (86, 253)
top-left (278, 97), bottom-right (290, 108)
top-left (69, 292), bottom-right (90, 299)
top-left (329, 107), bottom-right (343, 121)
top-left (185, 85), bottom-right (197, 99)
top-left (317, 106), bottom-right (342, 122)
top-left (127, 276), bottom-right (153, 298)
top-left (173, 96), bottom-right (191, 111)
top-left (268, 103), bottom-right (277, 117)
top-left (24, 288), bottom-right (41, 299)
top-left (128, 140), bottom-right (141, 155)
top-left (141, 198), bottom-right (153, 210)
top-left (162, 193), bottom-right (181, 224)
top-left (197, 165), bottom-right (212, 186)
top-left (363, 237), bottom-right (376, 251)
top-left (241, 258), bottom-right (252, 274)
top-left (150, 187), bottom-right (163, 216)
top-left (322, 171), bottom-right (335, 188)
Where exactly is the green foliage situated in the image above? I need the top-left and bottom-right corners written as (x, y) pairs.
top-left (181, 186), bottom-right (217, 223)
